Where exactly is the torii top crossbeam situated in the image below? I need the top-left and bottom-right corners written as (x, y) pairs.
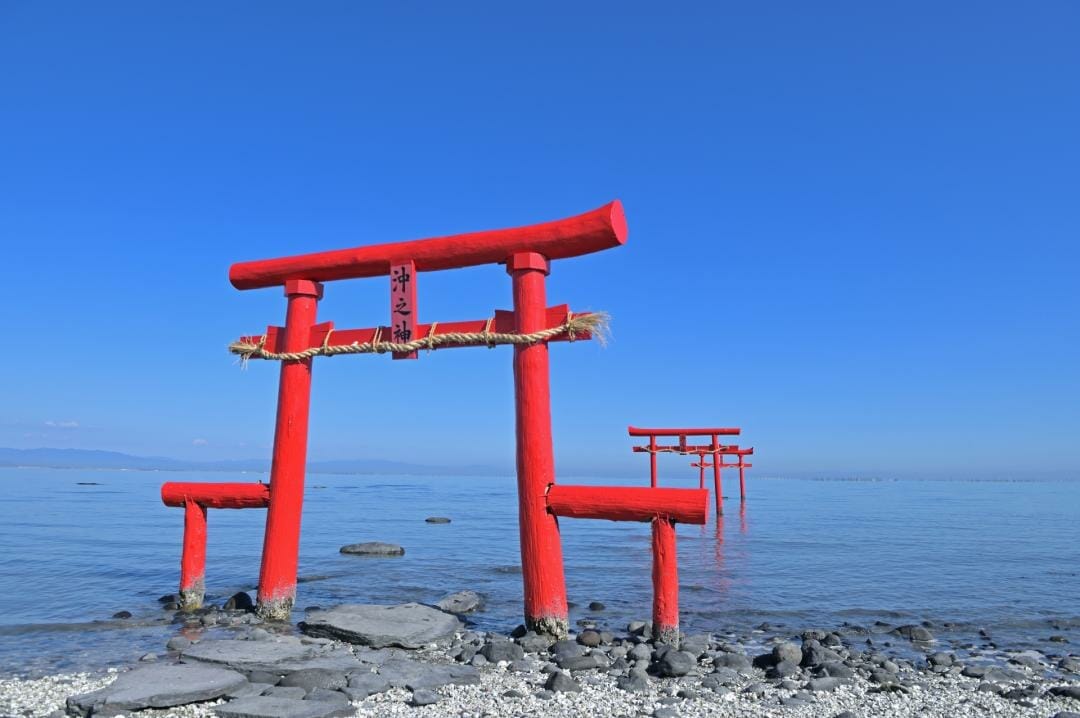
top-left (229, 201), bottom-right (627, 289)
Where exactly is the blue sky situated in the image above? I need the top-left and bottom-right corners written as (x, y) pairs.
top-left (1, 2), bottom-right (1077, 478)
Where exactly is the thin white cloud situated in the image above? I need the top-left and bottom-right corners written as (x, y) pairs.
top-left (44, 420), bottom-right (79, 429)
top-left (192, 438), bottom-right (209, 447)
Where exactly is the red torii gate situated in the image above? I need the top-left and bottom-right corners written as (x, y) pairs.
top-left (629, 426), bottom-right (744, 515)
top-left (690, 446), bottom-right (755, 501)
top-left (160, 202), bottom-right (707, 642)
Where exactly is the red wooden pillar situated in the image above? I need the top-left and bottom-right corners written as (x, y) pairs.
top-left (651, 517), bottom-right (679, 646)
top-left (256, 279), bottom-right (322, 620)
top-left (739, 456), bottom-right (747, 500)
top-left (697, 453), bottom-right (706, 489)
top-left (649, 435), bottom-right (658, 487)
top-left (507, 252), bottom-right (569, 637)
top-left (711, 434), bottom-right (723, 516)
top-left (179, 498), bottom-right (207, 610)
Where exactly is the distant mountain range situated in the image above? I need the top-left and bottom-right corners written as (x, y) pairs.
top-left (0, 447), bottom-right (504, 477)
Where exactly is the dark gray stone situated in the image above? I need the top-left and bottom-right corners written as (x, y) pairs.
top-left (577, 630), bottom-right (603, 647)
top-left (436, 590), bottom-right (483, 614)
top-left (303, 689), bottom-right (348, 704)
top-left (338, 542), bottom-right (404, 556)
top-left (928, 651), bottom-right (953, 666)
top-left (167, 636), bottom-right (192, 652)
top-left (300, 604), bottom-right (461, 649)
top-left (265, 687), bottom-right (307, 700)
top-left (815, 661), bottom-right (853, 679)
top-left (806, 676), bottom-right (843, 692)
top-left (766, 660), bottom-right (798, 679)
top-left (345, 672), bottom-right (389, 697)
top-left (892, 625), bottom-right (934, 642)
top-left (588, 601), bottom-right (606, 611)
top-left (772, 642), bottom-right (802, 666)
top-left (617, 670), bottom-right (650, 693)
top-left (557, 653), bottom-right (608, 671)
top-left (545, 671), bottom-right (582, 693)
top-left (279, 669), bottom-right (347, 692)
top-left (653, 708), bottom-right (679, 718)
top-left (678, 634), bottom-right (710, 657)
top-left (67, 663), bottom-right (246, 715)
top-left (424, 517), bottom-right (451, 524)
top-left (552, 639), bottom-right (585, 660)
top-left (213, 696), bottom-right (356, 718)
top-left (657, 651), bottom-right (696, 677)
top-left (516, 631), bottom-right (553, 653)
top-left (409, 689), bottom-right (441, 706)
top-left (712, 652), bottom-right (752, 672)
top-left (181, 639), bottom-right (314, 672)
top-left (376, 658), bottom-right (479, 690)
top-left (1050, 686), bottom-right (1080, 700)
top-left (225, 592), bottom-right (255, 612)
top-left (480, 640), bottom-right (524, 663)
top-left (112, 611), bottom-right (132, 619)
top-left (225, 683), bottom-right (271, 700)
top-left (801, 641), bottom-right (841, 667)
top-left (869, 669), bottom-right (898, 685)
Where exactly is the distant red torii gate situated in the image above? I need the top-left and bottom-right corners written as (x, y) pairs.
top-left (690, 446), bottom-right (754, 501)
top-left (159, 202), bottom-right (710, 643)
top-left (630, 426), bottom-right (753, 515)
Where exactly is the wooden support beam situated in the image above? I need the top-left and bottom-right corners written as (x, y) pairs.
top-left (161, 482), bottom-right (270, 509)
top-left (546, 485), bottom-right (707, 525)
top-left (160, 482), bottom-right (271, 610)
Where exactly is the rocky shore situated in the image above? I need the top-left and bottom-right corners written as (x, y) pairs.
top-left (1, 596), bottom-right (1078, 718)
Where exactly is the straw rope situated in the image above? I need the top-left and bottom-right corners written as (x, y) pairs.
top-left (229, 311), bottom-right (608, 363)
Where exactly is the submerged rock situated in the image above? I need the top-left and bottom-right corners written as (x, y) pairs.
top-left (892, 625), bottom-right (934, 642)
top-left (424, 517), bottom-right (451, 524)
top-left (338, 542), bottom-right (404, 556)
top-left (300, 603), bottom-right (461, 649)
top-left (225, 591), bottom-right (256, 612)
top-left (436, 590), bottom-right (483, 614)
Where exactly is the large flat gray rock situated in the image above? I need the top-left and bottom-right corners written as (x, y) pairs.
top-left (214, 696), bottom-right (356, 718)
top-left (181, 639), bottom-right (315, 672)
top-left (375, 657), bottom-right (480, 689)
top-left (67, 663), bottom-right (246, 715)
top-left (300, 604), bottom-right (461, 649)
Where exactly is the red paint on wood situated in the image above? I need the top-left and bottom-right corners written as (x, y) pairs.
top-left (180, 498), bottom-right (207, 594)
top-left (240, 306), bottom-right (593, 355)
top-left (161, 482), bottom-right (270, 509)
top-left (632, 443), bottom-right (738, 453)
top-left (711, 434), bottom-right (723, 516)
top-left (546, 485), bottom-right (708, 525)
top-left (508, 253), bottom-right (568, 632)
top-left (649, 435), bottom-right (658, 487)
top-left (230, 202), bottom-right (627, 290)
top-left (390, 260), bottom-right (417, 360)
top-left (628, 426), bottom-right (741, 438)
top-left (651, 518), bottom-right (679, 643)
top-left (257, 281), bottom-right (321, 617)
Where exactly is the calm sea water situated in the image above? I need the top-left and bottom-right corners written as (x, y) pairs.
top-left (0, 468), bottom-right (1077, 676)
